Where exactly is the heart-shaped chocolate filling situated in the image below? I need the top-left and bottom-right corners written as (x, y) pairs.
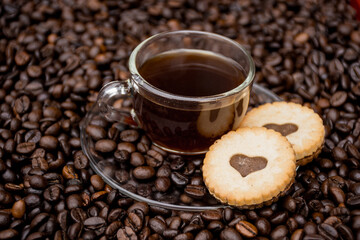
top-left (263, 123), bottom-right (298, 136)
top-left (230, 154), bottom-right (268, 177)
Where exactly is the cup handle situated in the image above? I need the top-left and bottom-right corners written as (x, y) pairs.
top-left (97, 80), bottom-right (138, 126)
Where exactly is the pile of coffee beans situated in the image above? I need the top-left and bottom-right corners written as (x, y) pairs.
top-left (0, 0), bottom-right (359, 239)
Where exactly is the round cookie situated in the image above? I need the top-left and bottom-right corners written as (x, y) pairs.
top-left (239, 102), bottom-right (325, 166)
top-left (202, 127), bottom-right (296, 209)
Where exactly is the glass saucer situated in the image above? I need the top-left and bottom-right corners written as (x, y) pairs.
top-left (80, 83), bottom-right (282, 211)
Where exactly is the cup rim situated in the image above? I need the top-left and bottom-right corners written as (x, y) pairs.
top-left (128, 30), bottom-right (255, 103)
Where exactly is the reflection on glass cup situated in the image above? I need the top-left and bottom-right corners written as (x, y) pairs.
top-left (92, 30), bottom-right (255, 155)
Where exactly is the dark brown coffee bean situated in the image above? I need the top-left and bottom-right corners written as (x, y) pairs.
top-left (95, 139), bottom-right (116, 153)
top-left (271, 225), bottom-right (288, 239)
top-left (29, 175), bottom-right (47, 189)
top-left (27, 65), bottom-right (42, 78)
top-left (349, 170), bottom-right (360, 181)
top-left (86, 125), bottom-right (107, 141)
top-left (235, 220), bottom-right (257, 238)
top-left (291, 229), bottom-right (305, 240)
top-left (184, 185), bottom-right (206, 199)
top-left (66, 194), bottom-right (83, 210)
top-left (330, 91), bottom-right (347, 107)
top-left (130, 152), bottom-right (145, 166)
top-left (347, 195), bottom-right (360, 207)
top-left (14, 95), bottom-right (30, 114)
top-left (23, 194), bottom-right (40, 208)
top-left (43, 106), bottom-right (62, 119)
top-left (16, 142), bottom-right (36, 154)
top-left (117, 226), bottom-right (137, 240)
top-left (43, 185), bottom-right (61, 202)
top-left (350, 63), bottom-right (360, 82)
top-left (149, 218), bottom-right (166, 234)
top-left (154, 177), bottom-right (171, 192)
top-left (332, 147), bottom-right (347, 161)
top-left (132, 166), bottom-right (156, 180)
top-left (255, 217), bottom-right (271, 236)
top-left (336, 224), bottom-right (354, 240)
top-left (220, 227), bottom-right (242, 240)
top-left (84, 216), bottom-right (106, 231)
top-left (39, 135), bottom-right (58, 150)
top-left (90, 175), bottom-right (105, 191)
top-left (24, 130), bottom-right (42, 143)
top-left (74, 152), bottom-right (89, 169)
top-left (0, 212), bottom-right (11, 229)
top-left (128, 202), bottom-right (149, 215)
top-left (174, 232), bottom-right (194, 240)
top-left (105, 221), bottom-right (122, 238)
top-left (329, 187), bottom-right (346, 204)
top-left (30, 212), bottom-right (49, 230)
top-left (125, 211), bottom-right (143, 233)
top-left (120, 130), bottom-right (139, 142)
top-left (0, 229), bottom-right (19, 240)
top-left (195, 229), bottom-right (213, 240)
top-left (171, 172), bottom-right (189, 187)
top-left (318, 223), bottom-right (338, 240)
top-left (15, 51), bottom-right (30, 66)
top-left (270, 211), bottom-right (288, 225)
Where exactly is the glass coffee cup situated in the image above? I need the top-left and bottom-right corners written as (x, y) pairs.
top-left (89, 30), bottom-right (255, 155)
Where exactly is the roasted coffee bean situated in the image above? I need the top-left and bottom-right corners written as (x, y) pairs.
top-left (255, 218), bottom-right (271, 236)
top-left (235, 220), bottom-right (257, 238)
top-left (11, 200), bottom-right (26, 219)
top-left (149, 217), bottom-right (166, 234)
top-left (120, 130), bottom-right (139, 142)
top-left (16, 142), bottom-right (36, 154)
top-left (29, 175), bottom-right (47, 189)
top-left (105, 221), bottom-right (122, 237)
top-left (347, 195), bottom-right (360, 207)
top-left (0, 212), bottom-right (11, 228)
top-left (336, 224), bottom-right (354, 240)
top-left (90, 175), bottom-right (105, 191)
top-left (74, 152), bottom-right (89, 169)
top-left (117, 226), bottom-right (137, 240)
top-left (133, 166), bottom-right (155, 180)
top-left (39, 135), bottom-right (58, 150)
top-left (171, 172), bottom-right (189, 187)
top-left (66, 194), bottom-right (83, 210)
top-left (184, 185), bottom-right (206, 199)
top-left (174, 232), bottom-right (194, 240)
top-left (86, 125), bottom-right (107, 141)
top-left (155, 177), bottom-right (171, 192)
top-left (195, 229), bottom-right (213, 240)
top-left (84, 216), bottom-right (106, 231)
top-left (318, 223), bottom-right (338, 239)
top-left (291, 229), bottom-right (305, 240)
top-left (220, 227), bottom-right (242, 240)
top-left (95, 139), bottom-right (117, 153)
top-left (271, 225), bottom-right (288, 239)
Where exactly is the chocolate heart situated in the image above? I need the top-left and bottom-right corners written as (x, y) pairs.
top-left (230, 154), bottom-right (268, 177)
top-left (263, 123), bottom-right (298, 136)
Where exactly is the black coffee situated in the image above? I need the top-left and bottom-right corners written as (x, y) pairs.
top-left (135, 50), bottom-right (249, 153)
top-left (139, 50), bottom-right (244, 96)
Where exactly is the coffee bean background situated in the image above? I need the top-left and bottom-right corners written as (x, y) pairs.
top-left (1, 0), bottom-right (360, 239)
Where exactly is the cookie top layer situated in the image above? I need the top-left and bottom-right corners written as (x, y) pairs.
top-left (239, 102), bottom-right (325, 164)
top-left (202, 127), bottom-right (296, 208)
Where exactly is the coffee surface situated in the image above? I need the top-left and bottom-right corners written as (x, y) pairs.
top-left (138, 50), bottom-right (245, 96)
